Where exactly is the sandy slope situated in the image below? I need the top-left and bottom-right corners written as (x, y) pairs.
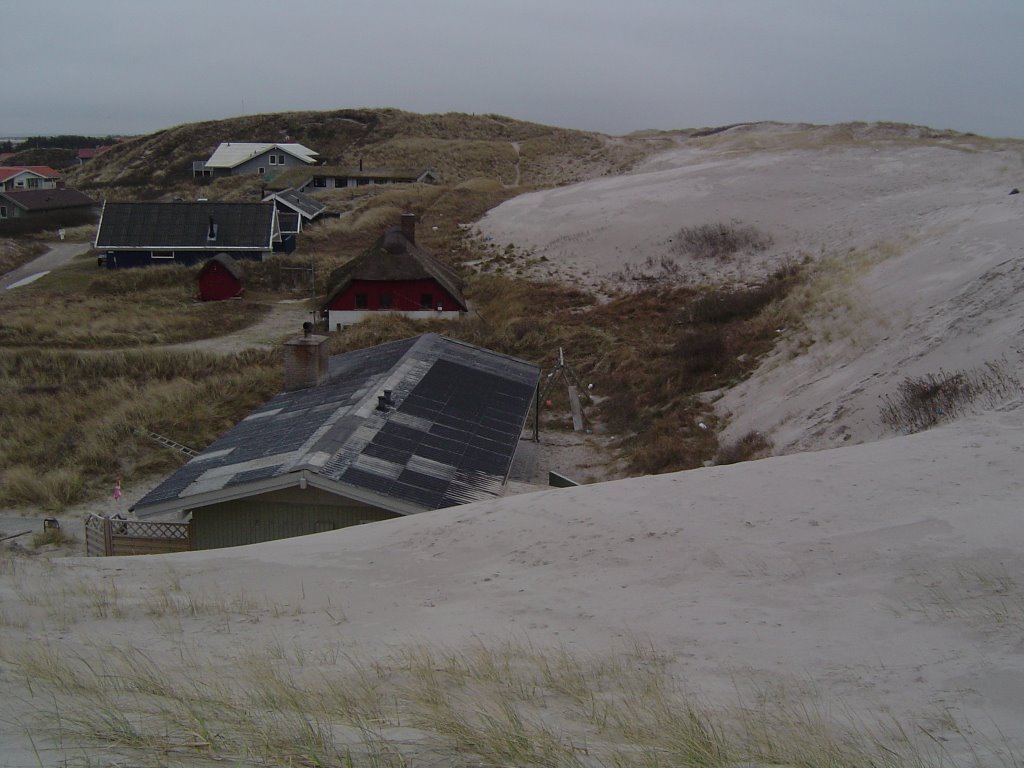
top-left (4, 124), bottom-right (1024, 764)
top-left (478, 123), bottom-right (1024, 453)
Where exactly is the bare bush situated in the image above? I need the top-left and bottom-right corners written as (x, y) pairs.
top-left (880, 361), bottom-right (1023, 433)
top-left (672, 221), bottom-right (773, 261)
top-left (715, 430), bottom-right (773, 465)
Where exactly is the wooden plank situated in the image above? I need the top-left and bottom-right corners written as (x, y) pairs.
top-left (567, 386), bottom-right (584, 432)
top-left (111, 536), bottom-right (191, 556)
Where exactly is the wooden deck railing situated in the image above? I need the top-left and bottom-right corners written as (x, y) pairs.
top-left (85, 514), bottom-right (192, 557)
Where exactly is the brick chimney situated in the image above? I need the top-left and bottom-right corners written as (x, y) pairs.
top-left (400, 213), bottom-right (416, 244)
top-left (283, 322), bottom-right (329, 391)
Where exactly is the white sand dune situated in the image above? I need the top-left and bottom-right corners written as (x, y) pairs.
top-left (4, 123), bottom-right (1024, 765)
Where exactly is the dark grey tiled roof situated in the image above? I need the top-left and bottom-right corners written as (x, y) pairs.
top-left (95, 202), bottom-right (276, 250)
top-left (133, 334), bottom-right (539, 518)
top-left (0, 188), bottom-right (96, 211)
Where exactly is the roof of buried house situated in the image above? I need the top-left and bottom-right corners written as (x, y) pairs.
top-left (132, 333), bottom-right (540, 519)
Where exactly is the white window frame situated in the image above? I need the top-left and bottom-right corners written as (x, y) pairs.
top-left (258, 167), bottom-right (266, 175)
top-left (269, 155), bottom-right (277, 165)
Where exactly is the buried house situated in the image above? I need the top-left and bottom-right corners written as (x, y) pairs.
top-left (131, 331), bottom-right (540, 549)
top-left (322, 214), bottom-right (468, 330)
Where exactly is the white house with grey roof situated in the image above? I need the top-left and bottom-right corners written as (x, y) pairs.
top-left (131, 332), bottom-right (540, 550)
top-left (193, 142), bottom-right (318, 179)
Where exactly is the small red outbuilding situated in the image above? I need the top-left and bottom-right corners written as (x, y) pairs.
top-left (197, 253), bottom-right (244, 301)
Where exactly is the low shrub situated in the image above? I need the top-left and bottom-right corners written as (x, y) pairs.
top-left (31, 527), bottom-right (76, 548)
top-left (715, 430), bottom-right (773, 465)
top-left (880, 361), bottom-right (1023, 433)
top-left (672, 221), bottom-right (773, 260)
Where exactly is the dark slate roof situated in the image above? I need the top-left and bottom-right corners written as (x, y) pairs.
top-left (95, 202), bottom-right (277, 251)
top-left (0, 188), bottom-right (95, 211)
top-left (267, 188), bottom-right (327, 220)
top-left (323, 227), bottom-right (468, 310)
top-left (133, 334), bottom-right (539, 519)
top-left (198, 253), bottom-right (244, 280)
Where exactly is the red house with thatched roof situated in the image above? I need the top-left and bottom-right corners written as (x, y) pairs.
top-left (322, 214), bottom-right (468, 330)
top-left (197, 253), bottom-right (244, 301)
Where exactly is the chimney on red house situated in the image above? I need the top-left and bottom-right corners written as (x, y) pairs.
top-left (400, 213), bottom-right (416, 244)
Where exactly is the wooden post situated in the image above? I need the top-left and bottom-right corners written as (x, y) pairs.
top-left (103, 516), bottom-right (113, 557)
top-left (534, 386), bottom-right (540, 442)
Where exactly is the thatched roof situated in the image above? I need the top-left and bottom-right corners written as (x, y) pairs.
top-left (198, 253), bottom-right (244, 280)
top-left (322, 226), bottom-right (467, 311)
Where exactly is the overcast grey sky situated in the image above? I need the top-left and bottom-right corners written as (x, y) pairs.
top-left (4, 0), bottom-right (1023, 138)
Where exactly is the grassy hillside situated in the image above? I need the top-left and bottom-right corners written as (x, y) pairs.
top-left (66, 108), bottom-right (649, 200)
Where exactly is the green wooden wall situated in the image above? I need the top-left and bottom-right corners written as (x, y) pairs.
top-left (190, 486), bottom-right (400, 550)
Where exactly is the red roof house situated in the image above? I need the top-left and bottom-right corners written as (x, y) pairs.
top-left (0, 166), bottom-right (61, 191)
top-left (322, 214), bottom-right (468, 330)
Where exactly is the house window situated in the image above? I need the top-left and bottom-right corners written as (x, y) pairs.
top-left (269, 155), bottom-right (277, 165)
top-left (258, 167), bottom-right (266, 175)
top-left (314, 177), bottom-right (327, 188)
top-left (420, 293), bottom-right (433, 309)
top-left (0, 206), bottom-right (7, 218)
top-left (355, 293), bottom-right (368, 309)
top-left (277, 154), bottom-right (286, 164)
top-left (379, 293), bottom-right (393, 309)
top-left (27, 177), bottom-right (39, 188)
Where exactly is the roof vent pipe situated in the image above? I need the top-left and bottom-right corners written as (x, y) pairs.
top-left (207, 216), bottom-right (217, 240)
top-left (376, 390), bottom-right (396, 411)
top-left (303, 321), bottom-right (313, 337)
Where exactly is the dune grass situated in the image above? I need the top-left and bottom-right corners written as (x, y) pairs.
top-left (0, 622), bottom-right (948, 768)
top-left (0, 237), bottom-right (48, 274)
top-left (0, 347), bottom-right (280, 509)
top-left (0, 258), bottom-right (270, 348)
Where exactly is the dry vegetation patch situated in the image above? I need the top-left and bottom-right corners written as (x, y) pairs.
top-left (0, 348), bottom-right (279, 509)
top-left (0, 260), bottom-right (269, 348)
top-left (0, 237), bottom-right (48, 274)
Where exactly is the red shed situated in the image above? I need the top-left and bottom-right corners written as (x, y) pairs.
top-left (197, 253), bottom-right (244, 301)
top-left (322, 214), bottom-right (467, 329)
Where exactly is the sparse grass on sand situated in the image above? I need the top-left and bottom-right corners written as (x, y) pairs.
top-left (0, 559), bottom-right (949, 768)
